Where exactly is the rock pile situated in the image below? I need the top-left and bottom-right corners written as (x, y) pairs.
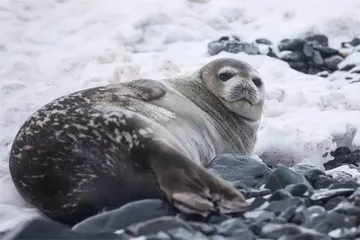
top-left (3, 149), bottom-right (360, 240)
top-left (208, 34), bottom-right (360, 81)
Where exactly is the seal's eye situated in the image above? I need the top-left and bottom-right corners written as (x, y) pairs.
top-left (252, 77), bottom-right (262, 87)
top-left (218, 71), bottom-right (236, 82)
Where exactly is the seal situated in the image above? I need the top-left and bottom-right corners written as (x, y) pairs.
top-left (9, 58), bottom-right (265, 225)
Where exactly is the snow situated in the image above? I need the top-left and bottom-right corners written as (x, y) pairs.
top-left (1, 0), bottom-right (360, 233)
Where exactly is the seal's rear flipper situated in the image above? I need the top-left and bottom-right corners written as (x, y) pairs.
top-left (124, 79), bottom-right (166, 101)
top-left (147, 141), bottom-right (247, 217)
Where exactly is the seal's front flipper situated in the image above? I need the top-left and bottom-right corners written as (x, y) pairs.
top-left (124, 79), bottom-right (166, 101)
top-left (148, 141), bottom-right (247, 217)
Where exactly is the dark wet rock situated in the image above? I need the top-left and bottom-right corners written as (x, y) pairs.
top-left (247, 197), bottom-right (268, 211)
top-left (313, 175), bottom-right (338, 189)
top-left (265, 198), bottom-right (304, 216)
top-left (317, 71), bottom-right (329, 78)
top-left (307, 205), bottom-right (326, 216)
top-left (288, 61), bottom-right (308, 72)
top-left (339, 63), bottom-right (356, 71)
top-left (140, 232), bottom-right (171, 239)
top-left (331, 201), bottom-right (360, 215)
top-left (207, 36), bottom-right (260, 56)
top-left (207, 41), bottom-right (224, 55)
top-left (324, 196), bottom-right (346, 210)
top-left (291, 163), bottom-right (324, 176)
top-left (285, 183), bottom-right (310, 196)
top-left (240, 188), bottom-right (272, 199)
top-left (208, 154), bottom-right (271, 189)
top-left (278, 205), bottom-right (297, 221)
top-left (207, 215), bottom-right (231, 225)
top-left (255, 38), bottom-right (272, 45)
top-left (278, 38), bottom-right (306, 51)
top-left (332, 146), bottom-right (352, 157)
top-left (328, 227), bottom-right (360, 239)
top-left (264, 165), bottom-right (312, 192)
top-left (350, 37), bottom-right (360, 47)
top-left (279, 232), bottom-right (331, 240)
top-left (324, 55), bottom-right (344, 70)
top-left (72, 199), bottom-right (176, 234)
top-left (331, 172), bottom-right (354, 183)
top-left (245, 210), bottom-right (276, 222)
top-left (280, 51), bottom-right (306, 62)
top-left (238, 42), bottom-right (260, 55)
top-left (311, 188), bottom-right (355, 201)
top-left (261, 223), bottom-right (326, 239)
top-left (267, 48), bottom-right (278, 58)
top-left (166, 227), bottom-right (202, 240)
top-left (341, 37), bottom-right (360, 48)
top-left (3, 218), bottom-right (124, 240)
top-left (324, 148), bottom-right (360, 170)
top-left (308, 66), bottom-right (323, 75)
top-left (126, 216), bottom-right (194, 237)
top-left (305, 34), bottom-right (329, 47)
top-left (291, 205), bottom-right (310, 225)
top-left (291, 163), bottom-right (328, 189)
top-left (312, 50), bottom-right (324, 66)
top-left (302, 42), bottom-right (314, 57)
top-left (313, 46), bottom-right (340, 58)
top-left (217, 218), bottom-right (255, 239)
top-left (188, 222), bottom-right (217, 235)
top-left (269, 189), bottom-right (292, 201)
top-left (312, 211), bottom-right (357, 233)
top-left (329, 181), bottom-right (359, 189)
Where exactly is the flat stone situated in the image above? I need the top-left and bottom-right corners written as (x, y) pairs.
top-left (126, 216), bottom-right (194, 237)
top-left (217, 218), bottom-right (255, 239)
top-left (3, 218), bottom-right (125, 240)
top-left (208, 154), bottom-right (271, 189)
top-left (72, 199), bottom-right (176, 234)
top-left (310, 188), bottom-right (355, 201)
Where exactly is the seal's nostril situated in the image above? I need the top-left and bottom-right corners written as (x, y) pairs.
top-left (252, 77), bottom-right (262, 87)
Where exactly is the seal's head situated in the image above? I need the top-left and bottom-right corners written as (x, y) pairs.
top-left (200, 58), bottom-right (265, 121)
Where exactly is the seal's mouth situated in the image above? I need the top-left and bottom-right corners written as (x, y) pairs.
top-left (221, 95), bottom-right (254, 105)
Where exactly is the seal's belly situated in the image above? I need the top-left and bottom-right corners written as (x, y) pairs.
top-left (89, 85), bottom-right (223, 165)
